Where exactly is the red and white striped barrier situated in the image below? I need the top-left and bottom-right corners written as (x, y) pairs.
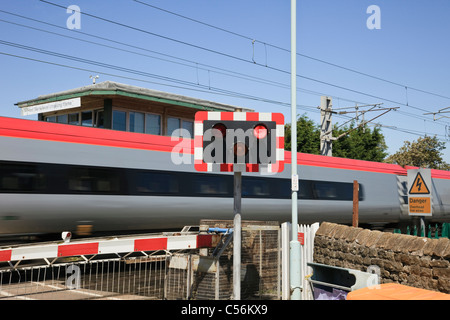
top-left (0, 233), bottom-right (219, 262)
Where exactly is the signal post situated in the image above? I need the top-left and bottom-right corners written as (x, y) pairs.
top-left (194, 111), bottom-right (284, 299)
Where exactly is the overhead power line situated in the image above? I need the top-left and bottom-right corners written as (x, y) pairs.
top-left (0, 11), bottom-right (376, 109)
top-left (39, 0), bottom-right (251, 65)
top-left (132, 0), bottom-right (450, 103)
top-left (0, 48), bottom-right (307, 111)
top-left (2, 4), bottom-right (449, 142)
top-left (0, 49), bottom-right (446, 142)
top-left (2, 10), bottom-right (447, 132)
top-left (36, 1), bottom-right (449, 120)
top-left (424, 107), bottom-right (450, 121)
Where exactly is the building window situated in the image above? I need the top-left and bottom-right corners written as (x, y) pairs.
top-left (81, 111), bottom-right (93, 126)
top-left (43, 108), bottom-right (195, 138)
top-left (57, 114), bottom-right (68, 124)
top-left (112, 109), bottom-right (165, 135)
top-left (112, 110), bottom-right (127, 131)
top-left (167, 117), bottom-right (180, 137)
top-left (129, 112), bottom-right (145, 133)
top-left (182, 120), bottom-right (194, 138)
top-left (94, 110), bottom-right (104, 128)
top-left (167, 117), bottom-right (194, 138)
top-left (145, 114), bottom-right (161, 135)
top-left (68, 113), bottom-right (79, 125)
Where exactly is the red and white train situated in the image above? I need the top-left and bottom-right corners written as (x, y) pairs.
top-left (0, 116), bottom-right (449, 235)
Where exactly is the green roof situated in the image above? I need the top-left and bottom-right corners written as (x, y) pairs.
top-left (16, 81), bottom-right (253, 112)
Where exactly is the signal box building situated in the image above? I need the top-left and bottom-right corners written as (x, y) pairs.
top-left (15, 81), bottom-right (252, 137)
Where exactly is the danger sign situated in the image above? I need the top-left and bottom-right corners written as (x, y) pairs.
top-left (409, 197), bottom-right (431, 214)
top-left (407, 169), bottom-right (432, 216)
top-left (409, 172), bottom-right (430, 194)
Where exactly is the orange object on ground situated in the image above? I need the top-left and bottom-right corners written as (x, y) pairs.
top-left (346, 283), bottom-right (450, 300)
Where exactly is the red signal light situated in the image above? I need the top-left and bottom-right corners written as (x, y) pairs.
top-left (253, 124), bottom-right (268, 139)
top-left (212, 123), bottom-right (227, 138)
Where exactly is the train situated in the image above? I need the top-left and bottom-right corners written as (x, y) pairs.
top-left (0, 116), bottom-right (449, 236)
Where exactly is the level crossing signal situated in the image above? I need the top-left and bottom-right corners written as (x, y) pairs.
top-left (194, 112), bottom-right (284, 173)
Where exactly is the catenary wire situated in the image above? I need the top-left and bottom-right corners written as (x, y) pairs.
top-left (38, 0), bottom-right (450, 122)
top-left (3, 5), bottom-right (449, 141)
top-left (0, 50), bottom-right (445, 143)
top-left (132, 0), bottom-right (450, 102)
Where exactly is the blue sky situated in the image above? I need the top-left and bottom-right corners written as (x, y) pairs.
top-left (1, 0), bottom-right (450, 161)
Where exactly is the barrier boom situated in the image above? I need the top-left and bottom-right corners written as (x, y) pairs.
top-left (0, 232), bottom-right (219, 263)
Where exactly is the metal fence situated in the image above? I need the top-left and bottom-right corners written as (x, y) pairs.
top-left (0, 252), bottom-right (171, 300)
top-left (394, 222), bottom-right (450, 238)
top-left (198, 220), bottom-right (281, 300)
top-left (0, 221), bottom-right (284, 300)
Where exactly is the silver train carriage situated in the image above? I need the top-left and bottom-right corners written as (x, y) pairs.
top-left (0, 116), bottom-right (449, 235)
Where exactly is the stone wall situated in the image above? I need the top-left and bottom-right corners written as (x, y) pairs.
top-left (313, 222), bottom-right (450, 293)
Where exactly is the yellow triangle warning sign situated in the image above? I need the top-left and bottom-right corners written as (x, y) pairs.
top-left (409, 172), bottom-right (430, 194)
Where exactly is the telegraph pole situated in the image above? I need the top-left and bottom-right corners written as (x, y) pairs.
top-left (290, 0), bottom-right (301, 300)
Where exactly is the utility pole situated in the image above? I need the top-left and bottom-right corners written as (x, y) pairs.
top-left (320, 96), bottom-right (333, 156)
top-left (290, 0), bottom-right (301, 301)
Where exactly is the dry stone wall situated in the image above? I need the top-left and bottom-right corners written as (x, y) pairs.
top-left (313, 222), bottom-right (450, 293)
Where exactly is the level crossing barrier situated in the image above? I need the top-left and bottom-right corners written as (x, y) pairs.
top-left (0, 229), bottom-right (220, 300)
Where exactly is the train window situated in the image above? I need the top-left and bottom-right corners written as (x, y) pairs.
top-left (275, 179), bottom-right (361, 201)
top-left (46, 116), bottom-right (56, 123)
top-left (68, 167), bottom-right (120, 193)
top-left (195, 176), bottom-right (228, 195)
top-left (145, 114), bottom-right (161, 135)
top-left (278, 180), bottom-right (290, 198)
top-left (312, 181), bottom-right (356, 201)
top-left (313, 181), bottom-right (339, 199)
top-left (242, 178), bottom-right (270, 197)
top-left (0, 163), bottom-right (46, 192)
top-left (299, 180), bottom-right (314, 200)
top-left (135, 172), bottom-right (179, 194)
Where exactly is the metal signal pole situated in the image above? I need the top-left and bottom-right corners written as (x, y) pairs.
top-left (233, 170), bottom-right (242, 300)
top-left (290, 0), bottom-right (302, 300)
